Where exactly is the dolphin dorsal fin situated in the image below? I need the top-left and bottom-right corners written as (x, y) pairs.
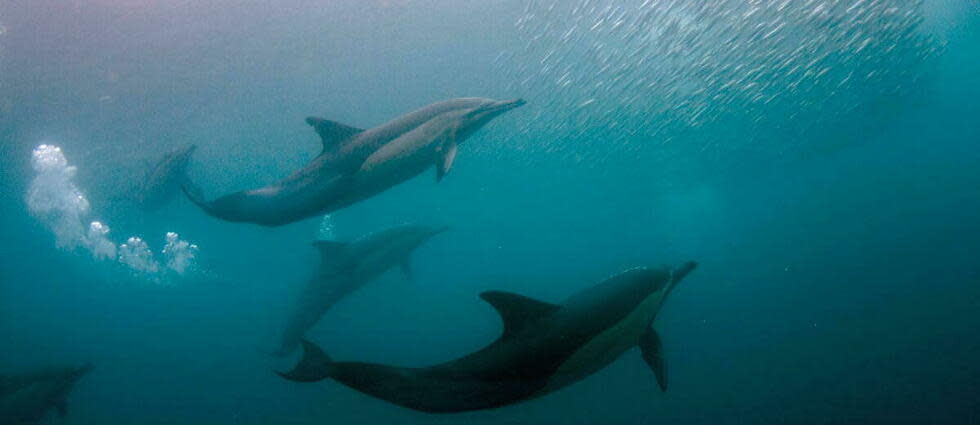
top-left (480, 291), bottom-right (559, 339)
top-left (305, 117), bottom-right (364, 152)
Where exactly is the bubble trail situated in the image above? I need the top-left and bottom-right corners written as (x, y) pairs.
top-left (26, 143), bottom-right (199, 280)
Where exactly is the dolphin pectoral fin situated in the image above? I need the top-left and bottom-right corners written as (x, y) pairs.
top-left (400, 259), bottom-right (415, 283)
top-left (480, 291), bottom-right (559, 339)
top-left (277, 340), bottom-right (334, 383)
top-left (435, 140), bottom-right (458, 182)
top-left (56, 399), bottom-right (68, 417)
top-left (639, 326), bottom-right (667, 392)
top-left (305, 117), bottom-right (364, 152)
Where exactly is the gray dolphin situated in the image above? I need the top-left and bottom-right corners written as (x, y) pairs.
top-left (276, 225), bottom-right (449, 356)
top-left (184, 97), bottom-right (525, 226)
top-left (0, 364), bottom-right (94, 424)
top-left (279, 262), bottom-right (697, 413)
top-left (115, 144), bottom-right (197, 210)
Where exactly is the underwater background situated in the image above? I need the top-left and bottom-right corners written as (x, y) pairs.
top-left (1, 0), bottom-right (978, 423)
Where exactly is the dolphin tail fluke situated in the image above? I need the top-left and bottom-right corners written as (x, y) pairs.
top-left (181, 180), bottom-right (216, 215)
top-left (277, 339), bottom-right (334, 383)
top-left (176, 144), bottom-right (198, 182)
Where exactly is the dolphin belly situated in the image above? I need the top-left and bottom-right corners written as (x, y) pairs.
top-left (198, 173), bottom-right (349, 226)
top-left (330, 363), bottom-right (546, 413)
top-left (342, 135), bottom-right (440, 204)
top-left (542, 291), bottom-right (667, 393)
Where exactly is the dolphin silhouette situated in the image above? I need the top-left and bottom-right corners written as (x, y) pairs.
top-left (279, 262), bottom-right (697, 413)
top-left (184, 97), bottom-right (525, 226)
top-left (0, 363), bottom-right (94, 424)
top-left (114, 144), bottom-right (196, 210)
top-left (276, 225), bottom-right (449, 356)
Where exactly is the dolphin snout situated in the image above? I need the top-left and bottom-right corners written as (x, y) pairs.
top-left (73, 363), bottom-right (95, 379)
top-left (421, 226), bottom-right (451, 239)
top-left (496, 98), bottom-right (526, 110)
top-left (470, 98), bottom-right (526, 121)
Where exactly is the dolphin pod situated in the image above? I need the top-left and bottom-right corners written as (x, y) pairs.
top-left (276, 225), bottom-right (448, 356)
top-left (23, 89), bottom-right (705, 419)
top-left (184, 97), bottom-right (526, 226)
top-left (0, 364), bottom-right (94, 424)
top-left (279, 262), bottom-right (697, 413)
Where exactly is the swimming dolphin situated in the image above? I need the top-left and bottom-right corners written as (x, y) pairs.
top-left (115, 144), bottom-right (197, 210)
top-left (0, 363), bottom-right (94, 424)
top-left (279, 262), bottom-right (697, 413)
top-left (276, 225), bottom-right (449, 356)
top-left (183, 97), bottom-right (525, 226)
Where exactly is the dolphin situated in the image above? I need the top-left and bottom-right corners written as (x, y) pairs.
top-left (0, 363), bottom-right (94, 424)
top-left (276, 225), bottom-right (449, 356)
top-left (114, 144), bottom-right (197, 210)
top-left (183, 97), bottom-right (525, 226)
top-left (279, 262), bottom-right (697, 413)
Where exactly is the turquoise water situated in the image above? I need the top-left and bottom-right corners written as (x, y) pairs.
top-left (1, 0), bottom-right (978, 423)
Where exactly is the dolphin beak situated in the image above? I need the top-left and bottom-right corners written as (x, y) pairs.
top-left (492, 98), bottom-right (526, 112)
top-left (426, 226), bottom-right (451, 238)
top-left (173, 144), bottom-right (198, 163)
top-left (467, 98), bottom-right (526, 123)
top-left (74, 363), bottom-right (95, 379)
top-left (666, 261), bottom-right (697, 296)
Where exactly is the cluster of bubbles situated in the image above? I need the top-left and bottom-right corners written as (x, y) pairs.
top-left (318, 214), bottom-right (336, 241)
top-left (26, 144), bottom-right (198, 279)
top-left (494, 0), bottom-right (943, 158)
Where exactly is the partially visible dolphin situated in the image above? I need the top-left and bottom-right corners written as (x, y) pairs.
top-left (0, 363), bottom-right (94, 424)
top-left (184, 97), bottom-right (525, 226)
top-left (279, 262), bottom-right (697, 413)
top-left (115, 144), bottom-right (197, 210)
top-left (275, 225), bottom-right (449, 356)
